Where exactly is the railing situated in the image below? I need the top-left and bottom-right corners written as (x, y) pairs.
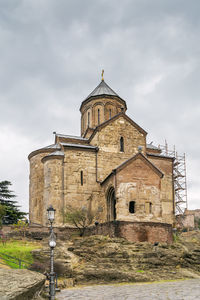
top-left (0, 253), bottom-right (31, 269)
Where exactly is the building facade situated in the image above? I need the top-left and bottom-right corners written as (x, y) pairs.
top-left (29, 78), bottom-right (175, 230)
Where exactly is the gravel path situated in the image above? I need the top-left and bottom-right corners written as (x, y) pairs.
top-left (57, 279), bottom-right (200, 300)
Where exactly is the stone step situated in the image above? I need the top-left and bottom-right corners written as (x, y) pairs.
top-left (91, 257), bottom-right (134, 263)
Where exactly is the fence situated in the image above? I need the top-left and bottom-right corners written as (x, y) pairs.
top-left (0, 253), bottom-right (31, 269)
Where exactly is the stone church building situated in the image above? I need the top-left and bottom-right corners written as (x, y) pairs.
top-left (28, 76), bottom-right (174, 242)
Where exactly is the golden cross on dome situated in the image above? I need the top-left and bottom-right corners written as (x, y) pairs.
top-left (101, 69), bottom-right (104, 81)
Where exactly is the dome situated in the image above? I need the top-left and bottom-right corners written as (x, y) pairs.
top-left (80, 76), bottom-right (127, 137)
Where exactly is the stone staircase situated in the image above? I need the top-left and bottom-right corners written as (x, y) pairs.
top-left (32, 233), bottom-right (200, 286)
top-left (64, 236), bottom-right (200, 284)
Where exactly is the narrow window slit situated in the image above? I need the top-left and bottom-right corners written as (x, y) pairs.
top-left (98, 109), bottom-right (100, 125)
top-left (88, 112), bottom-right (90, 127)
top-left (149, 202), bottom-right (152, 214)
top-left (120, 137), bottom-right (124, 152)
top-left (109, 109), bottom-right (111, 119)
top-left (80, 171), bottom-right (83, 185)
top-left (129, 201), bottom-right (135, 214)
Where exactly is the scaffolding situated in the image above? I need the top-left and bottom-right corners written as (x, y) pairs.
top-left (158, 141), bottom-right (188, 216)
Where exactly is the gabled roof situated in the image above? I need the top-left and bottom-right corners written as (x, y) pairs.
top-left (146, 143), bottom-right (160, 150)
top-left (101, 152), bottom-right (163, 185)
top-left (55, 133), bottom-right (88, 141)
top-left (61, 143), bottom-right (98, 151)
top-left (147, 153), bottom-right (175, 160)
top-left (89, 112), bottom-right (147, 142)
top-left (80, 80), bottom-right (126, 111)
top-left (55, 132), bottom-right (89, 145)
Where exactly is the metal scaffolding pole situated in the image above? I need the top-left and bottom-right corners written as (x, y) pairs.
top-left (159, 142), bottom-right (188, 217)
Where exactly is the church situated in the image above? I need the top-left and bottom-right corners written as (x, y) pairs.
top-left (28, 74), bottom-right (175, 241)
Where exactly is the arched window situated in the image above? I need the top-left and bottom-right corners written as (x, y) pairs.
top-left (120, 137), bottom-right (124, 152)
top-left (107, 187), bottom-right (116, 221)
top-left (98, 109), bottom-right (100, 125)
top-left (129, 201), bottom-right (135, 214)
top-left (80, 171), bottom-right (83, 185)
top-left (109, 109), bottom-right (112, 119)
top-left (88, 112), bottom-right (90, 127)
top-left (145, 202), bottom-right (153, 214)
top-left (82, 116), bottom-right (84, 132)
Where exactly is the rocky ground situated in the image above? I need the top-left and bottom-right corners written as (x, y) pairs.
top-left (0, 269), bottom-right (46, 300)
top-left (31, 230), bottom-right (200, 289)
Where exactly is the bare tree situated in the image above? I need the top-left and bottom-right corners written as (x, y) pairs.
top-left (63, 201), bottom-right (97, 236)
top-left (13, 220), bottom-right (28, 239)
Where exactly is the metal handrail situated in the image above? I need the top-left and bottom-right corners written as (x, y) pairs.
top-left (0, 252), bottom-right (31, 269)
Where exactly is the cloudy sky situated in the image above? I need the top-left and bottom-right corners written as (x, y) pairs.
top-left (0, 0), bottom-right (199, 214)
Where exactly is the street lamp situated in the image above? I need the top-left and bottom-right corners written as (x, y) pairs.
top-left (49, 232), bottom-right (56, 248)
top-left (47, 205), bottom-right (56, 224)
top-left (47, 205), bottom-right (56, 300)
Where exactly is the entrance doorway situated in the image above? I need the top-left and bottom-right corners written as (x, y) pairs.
top-left (107, 187), bottom-right (116, 221)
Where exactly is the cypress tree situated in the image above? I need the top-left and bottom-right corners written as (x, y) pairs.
top-left (0, 180), bottom-right (26, 224)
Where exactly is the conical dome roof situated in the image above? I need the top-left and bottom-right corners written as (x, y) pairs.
top-left (80, 79), bottom-right (126, 111)
top-left (85, 80), bottom-right (119, 100)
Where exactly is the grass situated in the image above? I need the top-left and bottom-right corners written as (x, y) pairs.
top-left (0, 239), bottom-right (41, 269)
top-left (173, 233), bottom-right (181, 243)
top-left (136, 270), bottom-right (145, 273)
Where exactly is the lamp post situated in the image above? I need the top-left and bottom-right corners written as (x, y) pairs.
top-left (47, 205), bottom-right (56, 300)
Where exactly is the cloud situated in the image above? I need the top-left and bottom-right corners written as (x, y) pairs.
top-left (0, 0), bottom-right (199, 212)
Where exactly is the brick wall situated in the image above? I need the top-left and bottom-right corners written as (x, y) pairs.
top-left (86, 221), bottom-right (173, 244)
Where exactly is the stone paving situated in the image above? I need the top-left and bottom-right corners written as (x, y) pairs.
top-left (57, 279), bottom-right (200, 300)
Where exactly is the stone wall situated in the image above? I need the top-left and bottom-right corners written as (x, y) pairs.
top-left (29, 111), bottom-right (174, 228)
top-left (63, 148), bottom-right (105, 223)
top-left (115, 156), bottom-right (162, 223)
top-left (80, 96), bottom-right (126, 136)
top-left (185, 209), bottom-right (200, 220)
top-left (29, 151), bottom-right (51, 225)
top-left (43, 156), bottom-right (64, 226)
top-left (2, 225), bottom-right (79, 241)
top-left (86, 221), bottom-right (173, 244)
top-left (147, 155), bottom-right (174, 224)
top-left (182, 214), bottom-right (195, 229)
top-left (2, 222), bottom-right (172, 244)
top-left (91, 115), bottom-right (146, 182)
